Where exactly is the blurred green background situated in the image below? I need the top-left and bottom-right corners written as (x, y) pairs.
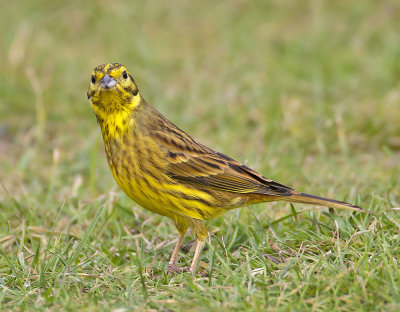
top-left (1, 0), bottom-right (400, 310)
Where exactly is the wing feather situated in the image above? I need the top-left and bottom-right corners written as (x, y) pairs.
top-left (152, 127), bottom-right (293, 197)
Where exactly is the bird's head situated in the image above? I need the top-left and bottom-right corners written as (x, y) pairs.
top-left (87, 63), bottom-right (141, 117)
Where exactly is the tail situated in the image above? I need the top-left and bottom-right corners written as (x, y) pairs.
top-left (283, 192), bottom-right (371, 213)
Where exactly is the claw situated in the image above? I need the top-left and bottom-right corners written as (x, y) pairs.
top-left (167, 264), bottom-right (190, 275)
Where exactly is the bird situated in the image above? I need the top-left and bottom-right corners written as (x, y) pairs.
top-left (87, 63), bottom-right (369, 273)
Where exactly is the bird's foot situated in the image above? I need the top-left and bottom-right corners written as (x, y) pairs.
top-left (167, 264), bottom-right (191, 275)
top-left (262, 253), bottom-right (284, 264)
top-left (167, 264), bottom-right (209, 277)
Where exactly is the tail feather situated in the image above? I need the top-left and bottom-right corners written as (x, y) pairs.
top-left (283, 192), bottom-right (371, 213)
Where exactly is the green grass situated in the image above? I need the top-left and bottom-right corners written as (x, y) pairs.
top-left (1, 0), bottom-right (400, 310)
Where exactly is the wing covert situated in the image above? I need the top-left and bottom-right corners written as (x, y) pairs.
top-left (152, 130), bottom-right (293, 197)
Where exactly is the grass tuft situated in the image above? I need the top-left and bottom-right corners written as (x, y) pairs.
top-left (1, 0), bottom-right (400, 310)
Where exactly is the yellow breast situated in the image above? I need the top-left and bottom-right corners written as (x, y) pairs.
top-left (101, 124), bottom-right (228, 221)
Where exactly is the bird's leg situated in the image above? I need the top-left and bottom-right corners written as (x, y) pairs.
top-left (168, 217), bottom-right (207, 274)
top-left (189, 219), bottom-right (207, 273)
top-left (168, 217), bottom-right (189, 273)
top-left (167, 234), bottom-right (185, 271)
top-left (189, 239), bottom-right (205, 273)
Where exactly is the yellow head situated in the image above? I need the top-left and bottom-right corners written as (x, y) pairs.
top-left (87, 63), bottom-right (141, 118)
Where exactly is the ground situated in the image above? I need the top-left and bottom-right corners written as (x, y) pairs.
top-left (1, 0), bottom-right (400, 311)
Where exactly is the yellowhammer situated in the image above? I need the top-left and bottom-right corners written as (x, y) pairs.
top-left (87, 63), bottom-right (369, 273)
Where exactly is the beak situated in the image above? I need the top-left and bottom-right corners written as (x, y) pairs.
top-left (100, 74), bottom-right (117, 89)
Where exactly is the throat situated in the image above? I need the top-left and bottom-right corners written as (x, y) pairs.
top-left (97, 111), bottom-right (132, 142)
top-left (92, 94), bottom-right (142, 142)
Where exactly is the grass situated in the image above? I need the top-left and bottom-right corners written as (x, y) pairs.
top-left (1, 0), bottom-right (400, 310)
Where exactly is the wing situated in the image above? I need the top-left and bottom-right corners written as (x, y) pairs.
top-left (152, 128), bottom-right (294, 197)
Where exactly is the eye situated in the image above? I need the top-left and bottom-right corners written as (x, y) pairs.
top-left (91, 75), bottom-right (96, 84)
top-left (122, 70), bottom-right (128, 79)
